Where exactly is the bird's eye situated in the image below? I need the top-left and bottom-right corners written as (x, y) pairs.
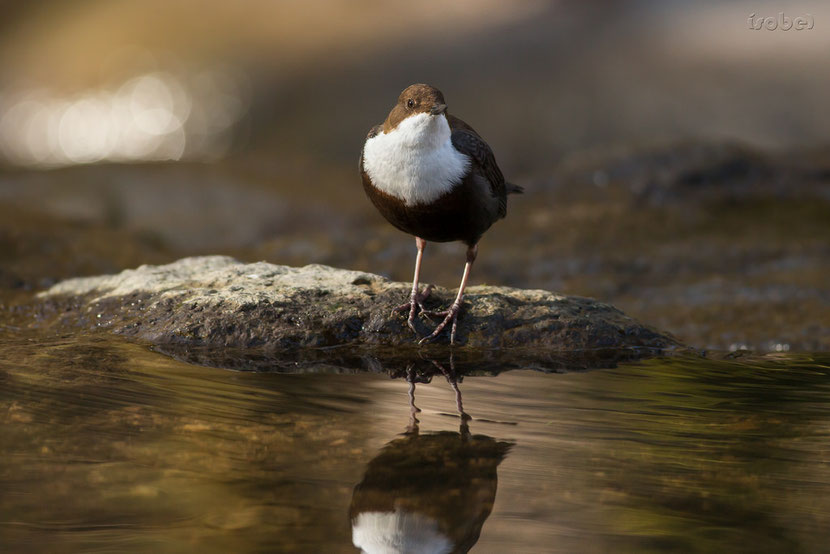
top-left (406, 99), bottom-right (414, 109)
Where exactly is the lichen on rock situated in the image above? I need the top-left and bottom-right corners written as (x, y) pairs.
top-left (34, 256), bottom-right (678, 361)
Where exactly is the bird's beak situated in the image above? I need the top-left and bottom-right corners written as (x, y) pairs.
top-left (430, 103), bottom-right (447, 115)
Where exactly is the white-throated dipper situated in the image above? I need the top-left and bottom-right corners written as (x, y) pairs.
top-left (360, 84), bottom-right (522, 344)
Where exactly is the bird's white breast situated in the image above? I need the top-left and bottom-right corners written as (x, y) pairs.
top-left (352, 509), bottom-right (453, 554)
top-left (362, 113), bottom-right (470, 206)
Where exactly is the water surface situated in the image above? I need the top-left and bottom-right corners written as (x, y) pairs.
top-left (1, 334), bottom-right (829, 552)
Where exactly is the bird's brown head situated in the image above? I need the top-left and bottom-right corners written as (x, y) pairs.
top-left (382, 84), bottom-right (447, 133)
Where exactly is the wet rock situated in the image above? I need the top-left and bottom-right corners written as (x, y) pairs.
top-left (32, 257), bottom-right (678, 358)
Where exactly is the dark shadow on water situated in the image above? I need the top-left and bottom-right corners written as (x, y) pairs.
top-left (349, 362), bottom-right (512, 554)
top-left (152, 342), bottom-right (672, 376)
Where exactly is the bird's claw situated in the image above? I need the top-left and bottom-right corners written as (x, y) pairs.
top-left (391, 285), bottom-right (434, 334)
top-left (418, 302), bottom-right (462, 345)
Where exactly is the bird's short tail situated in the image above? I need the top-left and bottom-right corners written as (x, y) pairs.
top-left (506, 182), bottom-right (524, 194)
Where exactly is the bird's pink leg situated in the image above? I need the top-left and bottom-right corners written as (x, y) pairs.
top-left (392, 237), bottom-right (433, 334)
top-left (420, 244), bottom-right (477, 345)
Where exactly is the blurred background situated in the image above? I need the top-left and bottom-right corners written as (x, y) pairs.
top-left (1, 0), bottom-right (828, 351)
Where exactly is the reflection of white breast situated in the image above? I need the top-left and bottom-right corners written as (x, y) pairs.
top-left (363, 113), bottom-right (470, 207)
top-left (352, 509), bottom-right (453, 554)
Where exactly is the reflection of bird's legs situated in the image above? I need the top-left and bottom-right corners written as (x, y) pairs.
top-left (406, 365), bottom-right (421, 435)
top-left (449, 374), bottom-right (472, 438)
top-left (448, 378), bottom-right (471, 423)
top-left (429, 354), bottom-right (471, 424)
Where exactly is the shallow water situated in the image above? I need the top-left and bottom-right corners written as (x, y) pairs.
top-left (1, 334), bottom-right (829, 553)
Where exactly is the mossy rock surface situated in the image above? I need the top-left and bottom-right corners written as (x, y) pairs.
top-left (31, 256), bottom-right (679, 365)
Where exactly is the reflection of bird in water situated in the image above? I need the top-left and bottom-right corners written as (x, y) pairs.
top-left (350, 360), bottom-right (512, 553)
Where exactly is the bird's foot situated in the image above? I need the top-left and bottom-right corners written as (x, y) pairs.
top-left (419, 302), bottom-right (462, 345)
top-left (391, 285), bottom-right (434, 334)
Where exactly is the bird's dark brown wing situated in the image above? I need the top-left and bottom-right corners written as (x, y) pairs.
top-left (447, 115), bottom-right (508, 217)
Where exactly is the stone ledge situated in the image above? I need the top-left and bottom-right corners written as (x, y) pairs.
top-left (32, 256), bottom-right (679, 356)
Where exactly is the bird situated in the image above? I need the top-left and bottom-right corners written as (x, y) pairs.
top-left (360, 84), bottom-right (522, 344)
